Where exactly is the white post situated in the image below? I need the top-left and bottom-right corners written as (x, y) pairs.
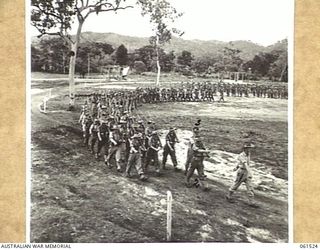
top-left (43, 97), bottom-right (47, 113)
top-left (166, 191), bottom-right (172, 242)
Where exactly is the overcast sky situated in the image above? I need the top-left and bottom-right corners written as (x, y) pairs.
top-left (30, 0), bottom-right (293, 46)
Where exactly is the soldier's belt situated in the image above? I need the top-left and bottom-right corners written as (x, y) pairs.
top-left (193, 155), bottom-right (204, 159)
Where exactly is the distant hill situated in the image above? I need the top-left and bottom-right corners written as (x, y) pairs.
top-left (32, 32), bottom-right (287, 61)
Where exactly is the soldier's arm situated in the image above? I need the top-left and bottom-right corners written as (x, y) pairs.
top-left (149, 139), bottom-right (160, 151)
top-left (82, 123), bottom-right (86, 133)
top-left (89, 124), bottom-right (94, 135)
top-left (174, 132), bottom-right (180, 143)
top-left (166, 136), bottom-right (174, 151)
top-left (97, 127), bottom-right (102, 141)
top-left (191, 143), bottom-right (201, 153)
top-left (79, 113), bottom-right (84, 123)
top-left (156, 135), bottom-right (162, 147)
top-left (167, 142), bottom-right (173, 151)
top-left (129, 139), bottom-right (138, 153)
top-left (140, 140), bottom-right (147, 151)
top-left (234, 154), bottom-right (247, 170)
top-left (192, 143), bottom-right (209, 154)
top-left (150, 145), bottom-right (158, 151)
top-left (233, 165), bottom-right (240, 171)
top-left (109, 132), bottom-right (117, 145)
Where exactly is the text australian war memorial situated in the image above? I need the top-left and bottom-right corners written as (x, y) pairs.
top-left (30, 0), bottom-right (289, 243)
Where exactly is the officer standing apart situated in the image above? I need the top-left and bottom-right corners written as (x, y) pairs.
top-left (226, 142), bottom-right (256, 204)
top-left (162, 128), bottom-right (180, 171)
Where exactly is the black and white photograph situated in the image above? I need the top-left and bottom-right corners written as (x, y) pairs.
top-left (29, 0), bottom-right (292, 243)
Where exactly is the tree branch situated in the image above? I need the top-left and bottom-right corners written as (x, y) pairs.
top-left (33, 5), bottom-right (63, 21)
top-left (84, 4), bottom-right (133, 19)
top-left (87, 2), bottom-right (114, 9)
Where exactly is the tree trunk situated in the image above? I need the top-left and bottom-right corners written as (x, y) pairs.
top-left (279, 64), bottom-right (287, 82)
top-left (68, 20), bottom-right (84, 110)
top-left (68, 43), bottom-right (77, 109)
top-left (156, 35), bottom-right (161, 87)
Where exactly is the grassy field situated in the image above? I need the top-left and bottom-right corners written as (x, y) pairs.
top-left (32, 71), bottom-right (194, 82)
top-left (30, 80), bottom-right (288, 243)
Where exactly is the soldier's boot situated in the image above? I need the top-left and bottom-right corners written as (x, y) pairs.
top-left (106, 160), bottom-right (112, 169)
top-left (185, 172), bottom-right (194, 188)
top-left (186, 181), bottom-right (194, 188)
top-left (103, 155), bottom-right (108, 165)
top-left (155, 168), bottom-right (161, 176)
top-left (194, 178), bottom-right (200, 188)
top-left (247, 192), bottom-right (258, 207)
top-left (184, 165), bottom-right (189, 176)
top-left (225, 190), bottom-right (234, 201)
top-left (162, 163), bottom-right (166, 170)
top-left (139, 174), bottom-right (148, 181)
top-left (116, 161), bottom-right (122, 172)
top-left (90, 145), bottom-right (95, 154)
top-left (124, 171), bottom-right (131, 178)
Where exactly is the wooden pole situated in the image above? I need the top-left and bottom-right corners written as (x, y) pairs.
top-left (166, 191), bottom-right (172, 241)
top-left (43, 97), bottom-right (47, 113)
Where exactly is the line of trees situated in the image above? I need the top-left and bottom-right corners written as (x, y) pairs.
top-left (32, 38), bottom-right (288, 82)
top-left (31, 0), bottom-right (182, 109)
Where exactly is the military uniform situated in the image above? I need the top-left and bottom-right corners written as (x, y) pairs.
top-left (106, 126), bottom-right (125, 171)
top-left (97, 121), bottom-right (109, 163)
top-left (125, 134), bottom-right (147, 181)
top-left (81, 115), bottom-right (92, 148)
top-left (89, 119), bottom-right (100, 154)
top-left (226, 143), bottom-right (255, 201)
top-left (186, 137), bottom-right (209, 186)
top-left (145, 132), bottom-right (162, 174)
top-left (185, 123), bottom-right (201, 174)
top-left (162, 128), bottom-right (179, 170)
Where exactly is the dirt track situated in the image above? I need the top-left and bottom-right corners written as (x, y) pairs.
top-left (30, 81), bottom-right (288, 243)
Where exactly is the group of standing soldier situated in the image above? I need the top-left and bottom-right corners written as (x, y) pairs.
top-left (76, 81), bottom-right (287, 109)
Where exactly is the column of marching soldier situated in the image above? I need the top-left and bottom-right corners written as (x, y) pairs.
top-left (78, 86), bottom-right (259, 203)
top-left (78, 89), bottom-right (213, 184)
